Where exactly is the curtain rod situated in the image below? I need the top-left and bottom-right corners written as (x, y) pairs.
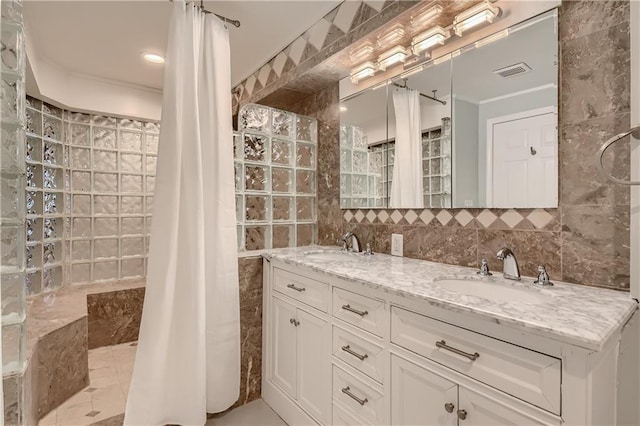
top-left (392, 81), bottom-right (447, 106)
top-left (169, 0), bottom-right (241, 28)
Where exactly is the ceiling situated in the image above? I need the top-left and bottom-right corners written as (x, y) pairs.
top-left (23, 0), bottom-right (342, 90)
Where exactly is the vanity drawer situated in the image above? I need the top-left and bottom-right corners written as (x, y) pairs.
top-left (332, 400), bottom-right (371, 426)
top-left (390, 306), bottom-right (561, 415)
top-left (332, 365), bottom-right (385, 425)
top-left (332, 325), bottom-right (385, 384)
top-left (332, 288), bottom-right (385, 337)
top-left (273, 268), bottom-right (328, 312)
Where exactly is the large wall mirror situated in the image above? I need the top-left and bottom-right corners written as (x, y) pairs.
top-left (339, 10), bottom-right (558, 210)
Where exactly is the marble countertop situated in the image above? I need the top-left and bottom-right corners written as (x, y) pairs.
top-left (264, 246), bottom-right (638, 351)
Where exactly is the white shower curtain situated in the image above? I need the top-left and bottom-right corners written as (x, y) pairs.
top-left (124, 1), bottom-right (240, 424)
top-left (390, 88), bottom-right (424, 208)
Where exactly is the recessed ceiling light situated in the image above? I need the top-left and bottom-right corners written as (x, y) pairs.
top-left (143, 53), bottom-right (165, 64)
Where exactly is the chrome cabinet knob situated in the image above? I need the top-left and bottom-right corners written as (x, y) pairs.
top-left (457, 409), bottom-right (468, 420)
top-left (444, 402), bottom-right (455, 413)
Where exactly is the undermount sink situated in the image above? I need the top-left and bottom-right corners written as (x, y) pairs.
top-left (433, 277), bottom-right (546, 304)
top-left (303, 250), bottom-right (361, 262)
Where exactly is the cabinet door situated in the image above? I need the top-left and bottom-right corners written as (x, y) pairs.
top-left (391, 355), bottom-right (457, 426)
top-left (458, 387), bottom-right (550, 425)
top-left (297, 308), bottom-right (329, 423)
top-left (272, 296), bottom-right (297, 398)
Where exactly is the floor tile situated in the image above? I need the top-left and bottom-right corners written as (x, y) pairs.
top-left (56, 401), bottom-right (95, 426)
top-left (207, 399), bottom-right (287, 426)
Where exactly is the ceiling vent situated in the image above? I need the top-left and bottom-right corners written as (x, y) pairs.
top-left (493, 62), bottom-right (531, 78)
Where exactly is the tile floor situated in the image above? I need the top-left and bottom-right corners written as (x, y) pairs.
top-left (37, 342), bottom-right (286, 426)
top-left (38, 342), bottom-right (136, 426)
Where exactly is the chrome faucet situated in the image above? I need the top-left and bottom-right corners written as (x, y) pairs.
top-left (341, 231), bottom-right (361, 253)
top-left (533, 265), bottom-right (553, 286)
top-left (496, 248), bottom-right (521, 281)
top-left (477, 259), bottom-right (492, 276)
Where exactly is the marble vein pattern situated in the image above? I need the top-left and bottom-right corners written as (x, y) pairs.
top-left (264, 246), bottom-right (637, 351)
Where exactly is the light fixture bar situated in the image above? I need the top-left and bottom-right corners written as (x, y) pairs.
top-left (350, 41), bottom-right (375, 62)
top-left (411, 26), bottom-right (450, 55)
top-left (377, 23), bottom-right (405, 49)
top-left (377, 46), bottom-right (408, 71)
top-left (410, 3), bottom-right (443, 31)
top-left (453, 0), bottom-right (499, 36)
top-left (350, 61), bottom-right (377, 84)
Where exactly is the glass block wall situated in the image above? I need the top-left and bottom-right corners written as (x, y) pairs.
top-left (339, 124), bottom-right (384, 209)
top-left (23, 95), bottom-right (159, 294)
top-left (235, 104), bottom-right (317, 251)
top-left (1, 0), bottom-right (27, 380)
top-left (24, 98), bottom-right (64, 294)
top-left (422, 118), bottom-right (452, 208)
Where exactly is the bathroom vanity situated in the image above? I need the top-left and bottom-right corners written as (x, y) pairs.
top-left (261, 248), bottom-right (638, 426)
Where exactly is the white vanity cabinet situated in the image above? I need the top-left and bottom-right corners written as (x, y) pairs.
top-left (262, 256), bottom-right (638, 426)
top-left (267, 266), bottom-right (331, 424)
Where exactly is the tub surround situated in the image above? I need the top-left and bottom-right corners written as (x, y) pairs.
top-left (264, 246), bottom-right (637, 351)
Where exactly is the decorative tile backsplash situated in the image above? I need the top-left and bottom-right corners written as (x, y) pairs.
top-left (344, 208), bottom-right (558, 231)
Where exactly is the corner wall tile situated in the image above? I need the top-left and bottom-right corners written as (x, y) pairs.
top-left (562, 205), bottom-right (630, 289)
top-left (560, 112), bottom-right (630, 206)
top-left (561, 21), bottom-right (630, 125)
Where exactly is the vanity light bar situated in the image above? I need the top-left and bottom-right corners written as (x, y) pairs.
top-left (349, 41), bottom-right (375, 63)
top-left (350, 61), bottom-right (377, 84)
top-left (410, 3), bottom-right (443, 31)
top-left (411, 26), bottom-right (450, 55)
top-left (377, 23), bottom-right (405, 49)
top-left (377, 46), bottom-right (408, 71)
top-left (453, 0), bottom-right (500, 37)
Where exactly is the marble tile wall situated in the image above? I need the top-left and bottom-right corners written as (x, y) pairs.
top-left (234, 257), bottom-right (263, 408)
top-left (265, 1), bottom-right (631, 290)
top-left (35, 317), bottom-right (89, 418)
top-left (87, 288), bottom-right (145, 349)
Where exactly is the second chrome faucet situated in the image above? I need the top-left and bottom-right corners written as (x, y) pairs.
top-left (496, 247), bottom-right (521, 281)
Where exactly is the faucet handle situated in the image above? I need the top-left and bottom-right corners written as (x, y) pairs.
top-left (363, 242), bottom-right (374, 256)
top-left (533, 265), bottom-right (553, 286)
top-left (477, 259), bottom-right (492, 276)
top-left (337, 238), bottom-right (348, 251)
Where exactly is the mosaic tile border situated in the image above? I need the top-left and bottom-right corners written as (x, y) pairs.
top-left (232, 0), bottom-right (395, 106)
top-left (343, 208), bottom-right (560, 231)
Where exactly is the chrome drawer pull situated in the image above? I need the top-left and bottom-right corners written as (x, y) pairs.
top-left (342, 304), bottom-right (368, 317)
top-left (341, 386), bottom-right (368, 406)
top-left (287, 283), bottom-right (306, 292)
top-left (341, 345), bottom-right (368, 361)
top-left (435, 340), bottom-right (480, 361)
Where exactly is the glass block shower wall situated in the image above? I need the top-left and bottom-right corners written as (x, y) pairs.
top-left (236, 104), bottom-right (317, 251)
top-left (65, 112), bottom-right (158, 286)
top-left (2, 0), bottom-right (27, 382)
top-left (24, 95), bottom-right (159, 294)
